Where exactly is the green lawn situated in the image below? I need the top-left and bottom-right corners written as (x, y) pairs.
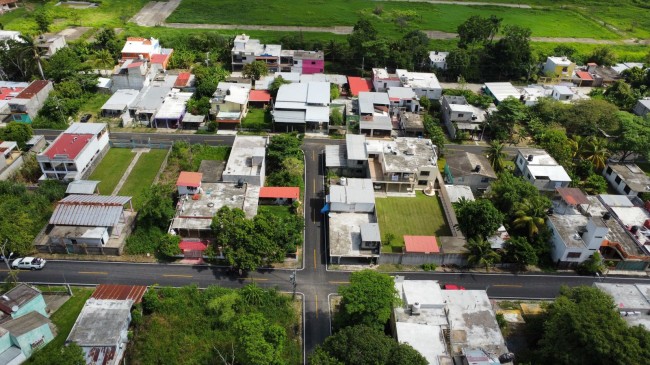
top-left (242, 108), bottom-right (272, 130)
top-left (88, 148), bottom-right (136, 195)
top-left (118, 149), bottom-right (168, 209)
top-left (375, 191), bottom-right (451, 253)
top-left (168, 0), bottom-right (620, 39)
top-left (190, 145), bottom-right (230, 170)
top-left (258, 205), bottom-right (293, 219)
top-left (77, 93), bottom-right (111, 121)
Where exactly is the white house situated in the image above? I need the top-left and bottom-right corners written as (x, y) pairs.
top-left (37, 123), bottom-right (109, 181)
top-left (440, 95), bottom-right (486, 139)
top-left (395, 69), bottom-right (442, 100)
top-left (231, 34), bottom-right (281, 72)
top-left (551, 85), bottom-right (574, 102)
top-left (371, 68), bottom-right (402, 92)
top-left (272, 82), bottom-right (330, 132)
top-left (429, 51), bottom-right (449, 69)
top-left (483, 82), bottom-right (521, 104)
top-left (327, 178), bottom-right (375, 213)
top-left (543, 56), bottom-right (575, 77)
top-left (222, 135), bottom-right (267, 186)
top-left (603, 163), bottom-right (650, 197)
top-left (387, 87), bottom-right (419, 113)
top-left (633, 98), bottom-right (650, 117)
top-left (515, 148), bottom-right (571, 191)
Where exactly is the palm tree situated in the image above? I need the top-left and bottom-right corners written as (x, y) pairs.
top-left (486, 140), bottom-right (507, 173)
top-left (581, 136), bottom-right (609, 171)
top-left (512, 198), bottom-right (548, 238)
top-left (18, 35), bottom-right (45, 80)
top-left (466, 237), bottom-right (501, 271)
top-left (92, 49), bottom-right (114, 76)
top-left (567, 135), bottom-right (585, 159)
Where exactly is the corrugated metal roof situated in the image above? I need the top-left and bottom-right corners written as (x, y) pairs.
top-left (325, 145), bottom-right (346, 167)
top-left (92, 284), bottom-right (147, 303)
top-left (59, 195), bottom-right (131, 205)
top-left (66, 180), bottom-right (100, 195)
top-left (49, 204), bottom-right (125, 227)
top-left (360, 223), bottom-right (381, 242)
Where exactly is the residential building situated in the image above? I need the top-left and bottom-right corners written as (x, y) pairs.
top-left (327, 178), bottom-right (375, 213)
top-left (152, 91), bottom-right (193, 128)
top-left (581, 63), bottom-right (620, 87)
top-left (272, 82), bottom-right (330, 132)
top-left (520, 85), bottom-right (550, 106)
top-left (259, 186), bottom-right (300, 204)
top-left (0, 140), bottom-right (23, 180)
top-left (231, 34), bottom-right (281, 72)
top-left (109, 59), bottom-right (159, 93)
top-left (371, 68), bottom-right (402, 92)
top-left (611, 62), bottom-right (645, 75)
top-left (347, 76), bottom-right (373, 97)
top-left (100, 89), bottom-right (139, 118)
top-left (65, 180), bottom-right (100, 195)
top-left (120, 37), bottom-right (172, 69)
top-left (211, 82), bottom-right (251, 128)
top-left (515, 148), bottom-right (571, 191)
top-left (280, 50), bottom-right (325, 74)
top-left (603, 163), bottom-right (650, 197)
top-left (429, 51), bottom-right (449, 69)
top-left (594, 283), bottom-right (650, 329)
top-left (7, 80), bottom-right (53, 123)
top-left (180, 114), bottom-right (205, 130)
top-left (0, 0), bottom-right (18, 13)
top-left (0, 312), bottom-right (54, 363)
top-left (248, 89), bottom-right (272, 108)
top-left (299, 73), bottom-right (347, 86)
top-left (37, 123), bottom-right (109, 181)
top-left (483, 82), bottom-right (521, 104)
top-left (223, 135), bottom-right (267, 186)
top-left (395, 69), bottom-right (442, 100)
top-left (0, 284), bottom-right (49, 323)
top-left (366, 137), bottom-right (438, 194)
top-left (42, 195), bottom-right (135, 255)
top-left (325, 134), bottom-right (368, 178)
top-left (444, 151), bottom-right (497, 193)
top-left (127, 74), bottom-right (178, 126)
top-left (398, 111), bottom-right (424, 137)
top-left (392, 278), bottom-right (511, 365)
top-left (633, 98), bottom-right (650, 117)
top-left (0, 30), bottom-right (20, 46)
top-left (35, 34), bottom-right (66, 58)
top-left (551, 85), bottom-right (574, 101)
top-left (543, 56), bottom-right (575, 77)
top-left (358, 91), bottom-right (392, 137)
top-left (574, 70), bottom-right (595, 87)
top-left (25, 135), bottom-right (46, 153)
top-left (173, 72), bottom-right (195, 91)
top-left (176, 171), bottom-right (202, 196)
top-left (440, 95), bottom-right (486, 139)
top-left (387, 87), bottom-right (420, 113)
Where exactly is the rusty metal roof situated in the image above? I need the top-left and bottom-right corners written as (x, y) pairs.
top-left (91, 284), bottom-right (147, 303)
top-left (59, 195), bottom-right (131, 206)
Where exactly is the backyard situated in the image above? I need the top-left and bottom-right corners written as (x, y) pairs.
top-left (88, 148), bottom-right (136, 195)
top-left (241, 108), bottom-right (272, 131)
top-left (375, 191), bottom-right (451, 253)
top-left (117, 149), bottom-right (169, 209)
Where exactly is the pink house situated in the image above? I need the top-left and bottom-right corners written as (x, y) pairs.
top-left (280, 50), bottom-right (324, 74)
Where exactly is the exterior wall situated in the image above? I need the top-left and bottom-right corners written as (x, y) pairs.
top-left (53, 230), bottom-right (109, 247)
top-left (372, 79), bottom-right (401, 92)
top-left (543, 59), bottom-right (575, 77)
top-left (178, 185), bottom-right (200, 196)
top-left (551, 90), bottom-right (573, 101)
top-left (300, 59), bottom-right (324, 74)
top-left (412, 87), bottom-right (442, 100)
top-left (452, 174), bottom-right (493, 192)
top-left (11, 323), bottom-right (54, 358)
top-left (633, 101), bottom-right (650, 117)
top-left (603, 166), bottom-right (642, 197)
top-left (416, 166), bottom-right (438, 187)
top-left (38, 129), bottom-right (110, 181)
top-left (12, 296), bottom-right (48, 320)
top-left (0, 154), bottom-right (24, 181)
top-left (548, 219), bottom-right (591, 265)
top-left (378, 252), bottom-right (467, 266)
top-left (329, 201), bottom-right (375, 213)
top-left (110, 67), bottom-right (152, 92)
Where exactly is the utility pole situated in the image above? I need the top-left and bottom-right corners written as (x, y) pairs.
top-left (289, 270), bottom-right (297, 299)
top-left (0, 239), bottom-right (14, 271)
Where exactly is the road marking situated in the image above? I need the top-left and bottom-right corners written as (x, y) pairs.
top-left (313, 179), bottom-right (316, 194)
top-left (328, 281), bottom-right (349, 284)
top-left (78, 271), bottom-right (108, 275)
top-left (162, 274), bottom-right (193, 278)
top-left (313, 249), bottom-right (317, 271)
top-left (315, 294), bottom-right (319, 319)
top-left (492, 284), bottom-right (523, 288)
top-left (240, 277), bottom-right (269, 281)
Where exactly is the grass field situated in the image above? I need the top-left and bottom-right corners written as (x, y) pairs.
top-left (258, 205), bottom-right (294, 219)
top-left (242, 108), bottom-right (272, 130)
top-left (168, 0), bottom-right (620, 39)
top-left (88, 148), bottom-right (136, 194)
top-left (375, 191), bottom-right (451, 253)
top-left (118, 149), bottom-right (168, 209)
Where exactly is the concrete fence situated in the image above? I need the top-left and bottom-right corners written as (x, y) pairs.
top-left (0, 155), bottom-right (24, 180)
top-left (109, 141), bottom-right (173, 149)
top-left (378, 251), bottom-right (467, 266)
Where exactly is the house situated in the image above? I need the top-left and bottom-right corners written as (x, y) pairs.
top-left (25, 135), bottom-right (46, 153)
top-left (543, 56), bottom-right (575, 78)
top-left (551, 85), bottom-right (574, 101)
top-left (429, 51), bottom-right (449, 69)
top-left (580, 63), bottom-right (620, 87)
top-left (272, 82), bottom-right (330, 132)
top-left (483, 82), bottom-right (521, 104)
top-left (0, 312), bottom-right (55, 363)
top-left (371, 68), bottom-right (402, 92)
top-left (574, 70), bottom-right (594, 87)
top-left (0, 140), bottom-right (23, 180)
top-left (392, 278), bottom-right (510, 365)
top-left (173, 72), bottom-right (195, 91)
top-left (280, 50), bottom-right (325, 74)
top-left (603, 163), bottom-right (650, 197)
top-left (211, 82), bottom-right (251, 128)
top-left (387, 87), bottom-right (420, 113)
top-left (299, 74), bottom-right (347, 86)
top-left (35, 34), bottom-right (66, 58)
top-left (633, 98), bottom-right (650, 117)
top-left (0, 30), bottom-right (20, 46)
top-left (259, 186), bottom-right (300, 204)
top-left (325, 134), bottom-right (368, 178)
top-left (37, 123), bottom-right (109, 181)
top-left (222, 135), bottom-right (267, 186)
top-left (176, 171), bottom-right (202, 196)
top-left (395, 69), bottom-right (442, 100)
top-left (404, 235), bottom-right (439, 254)
top-left (100, 89), bottom-right (139, 118)
top-left (611, 62), bottom-right (645, 75)
top-left (440, 95), bottom-right (487, 139)
top-left (180, 114), bottom-right (205, 130)
top-left (347, 77), bottom-right (373, 97)
top-left (594, 283), bottom-right (650, 329)
top-left (357, 92), bottom-right (392, 137)
top-left (520, 85), bottom-right (551, 106)
top-left (444, 151), bottom-right (497, 193)
top-left (127, 74), bottom-right (179, 126)
top-left (96, 77), bottom-right (112, 93)
top-left (275, 72), bottom-right (301, 83)
top-left (515, 148), bottom-right (571, 191)
top-left (109, 59), bottom-right (159, 93)
top-left (152, 91), bottom-right (193, 128)
top-left (0, 81), bottom-right (28, 123)
top-left (398, 111), bottom-right (424, 137)
top-left (327, 178), bottom-right (375, 213)
top-left (42, 195), bottom-right (135, 255)
top-left (120, 37), bottom-right (172, 69)
top-left (248, 89), bottom-right (272, 108)
top-left (7, 80), bottom-right (53, 123)
top-left (365, 137), bottom-right (438, 194)
top-left (0, 284), bottom-right (49, 323)
top-left (65, 180), bottom-right (100, 195)
top-left (0, 0), bottom-right (18, 13)
top-left (231, 34), bottom-right (281, 72)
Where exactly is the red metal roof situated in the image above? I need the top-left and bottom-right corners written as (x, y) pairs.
top-left (151, 54), bottom-right (168, 64)
top-left (249, 89), bottom-right (272, 102)
top-left (259, 186), bottom-right (300, 200)
top-left (576, 71), bottom-right (593, 80)
top-left (404, 235), bottom-right (440, 253)
top-left (176, 171), bottom-right (202, 187)
top-left (15, 80), bottom-right (49, 99)
top-left (556, 187), bottom-right (590, 206)
top-left (174, 72), bottom-right (191, 88)
top-left (126, 37), bottom-right (151, 45)
top-left (348, 76), bottom-right (372, 96)
top-left (43, 133), bottom-right (94, 160)
top-left (179, 241), bottom-right (207, 251)
top-left (92, 284), bottom-right (147, 303)
top-left (0, 86), bottom-right (25, 100)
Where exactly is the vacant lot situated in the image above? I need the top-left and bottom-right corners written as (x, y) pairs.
top-left (376, 191), bottom-right (451, 253)
top-left (118, 149), bottom-right (168, 208)
top-left (89, 148), bottom-right (136, 195)
top-left (168, 0), bottom-right (619, 39)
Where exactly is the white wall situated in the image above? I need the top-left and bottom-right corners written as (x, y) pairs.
top-left (603, 167), bottom-right (639, 196)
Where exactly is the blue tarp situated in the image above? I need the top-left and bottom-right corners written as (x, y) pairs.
top-left (320, 203), bottom-right (330, 214)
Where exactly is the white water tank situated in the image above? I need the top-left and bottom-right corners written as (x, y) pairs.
top-left (340, 177), bottom-right (347, 186)
top-left (411, 302), bottom-right (421, 315)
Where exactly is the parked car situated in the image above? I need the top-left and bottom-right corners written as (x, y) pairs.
top-left (11, 257), bottom-right (46, 270)
top-left (80, 114), bottom-right (92, 123)
top-left (442, 284), bottom-right (465, 290)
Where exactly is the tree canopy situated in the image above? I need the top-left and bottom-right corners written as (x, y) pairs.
top-left (454, 199), bottom-right (504, 239)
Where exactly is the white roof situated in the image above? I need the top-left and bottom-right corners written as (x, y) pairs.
top-left (387, 87), bottom-right (417, 100)
top-left (121, 37), bottom-right (159, 55)
top-left (224, 86), bottom-right (249, 105)
top-left (154, 92), bottom-right (193, 120)
top-left (101, 89), bottom-right (139, 111)
top-left (395, 69), bottom-right (442, 90)
top-left (449, 103), bottom-right (475, 113)
top-left (305, 106), bottom-right (329, 122)
top-left (445, 185), bottom-right (475, 203)
top-left (484, 82), bottom-right (521, 102)
top-left (65, 123), bottom-right (106, 134)
top-left (553, 85), bottom-right (573, 95)
top-left (358, 92), bottom-right (390, 114)
top-left (429, 51), bottom-right (449, 62)
top-left (528, 165), bottom-right (572, 182)
top-left (275, 72), bottom-right (300, 82)
top-left (329, 179), bottom-right (375, 205)
top-left (276, 83), bottom-right (308, 103)
top-left (598, 194), bottom-right (634, 208)
top-left (547, 56), bottom-right (573, 66)
top-left (517, 148), bottom-right (558, 166)
top-left (306, 82), bottom-right (330, 104)
top-left (346, 134), bottom-right (367, 161)
top-left (401, 280), bottom-right (444, 306)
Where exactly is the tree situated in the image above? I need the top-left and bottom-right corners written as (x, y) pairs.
top-left (0, 122), bottom-right (32, 149)
top-left (587, 46), bottom-right (617, 66)
top-left (193, 64), bottom-right (229, 98)
top-left (536, 286), bottom-right (650, 365)
top-left (490, 25), bottom-right (532, 80)
top-left (487, 171), bottom-right (540, 215)
top-left (242, 61), bottom-right (268, 81)
top-left (582, 173), bottom-right (608, 194)
top-left (44, 47), bottom-right (82, 83)
top-left (503, 236), bottom-right (538, 267)
top-left (330, 83), bottom-right (340, 100)
top-left (621, 66), bottom-right (648, 89)
top-left (457, 15), bottom-right (502, 48)
top-left (158, 234), bottom-right (181, 258)
top-left (18, 35), bottom-right (46, 80)
top-left (563, 99), bottom-right (621, 136)
top-left (185, 96), bottom-right (211, 116)
top-left (34, 9), bottom-right (51, 34)
top-left (610, 112), bottom-right (650, 162)
top-left (512, 197), bottom-right (550, 238)
top-left (581, 136), bottom-right (609, 170)
top-left (537, 129), bottom-right (573, 167)
top-left (137, 184), bottom-right (175, 230)
top-left (577, 251), bottom-right (606, 275)
top-left (422, 115), bottom-right (446, 155)
top-left (30, 343), bottom-right (86, 365)
top-left (337, 270), bottom-right (400, 331)
top-left (329, 108), bottom-right (343, 126)
top-left (233, 313), bottom-right (286, 365)
top-left (267, 133), bottom-right (303, 171)
top-left (465, 237), bottom-right (500, 271)
top-left (92, 28), bottom-right (120, 57)
top-left (489, 96), bottom-right (528, 140)
top-left (91, 49), bottom-right (115, 74)
top-left (348, 18), bottom-right (378, 62)
top-left (604, 80), bottom-right (640, 110)
top-left (485, 140), bottom-right (507, 173)
top-left (455, 199), bottom-right (504, 239)
top-left (553, 44), bottom-right (577, 58)
top-left (312, 325), bottom-right (427, 365)
top-left (269, 76), bottom-right (292, 98)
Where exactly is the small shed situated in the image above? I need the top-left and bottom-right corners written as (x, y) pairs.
top-left (248, 90), bottom-right (272, 107)
top-left (66, 180), bottom-right (100, 195)
top-left (404, 235), bottom-right (440, 254)
top-left (259, 186), bottom-right (300, 204)
top-left (176, 172), bottom-right (203, 196)
top-left (360, 223), bottom-right (381, 249)
top-left (179, 240), bottom-right (207, 259)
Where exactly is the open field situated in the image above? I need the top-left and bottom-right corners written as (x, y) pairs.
top-left (168, 0), bottom-right (620, 39)
top-left (376, 191), bottom-right (451, 253)
top-left (118, 149), bottom-right (168, 208)
top-left (88, 148), bottom-right (136, 194)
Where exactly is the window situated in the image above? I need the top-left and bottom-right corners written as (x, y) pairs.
top-left (567, 252), bottom-right (581, 259)
top-left (606, 167), bottom-right (612, 175)
top-left (614, 175), bottom-right (622, 184)
top-left (562, 67), bottom-right (568, 72)
top-left (311, 61), bottom-right (316, 65)
top-left (526, 173), bottom-right (531, 180)
top-left (420, 171), bottom-right (430, 176)
top-left (624, 185), bottom-right (631, 194)
top-left (357, 160), bottom-right (364, 165)
top-left (418, 180), bottom-right (428, 186)
top-left (480, 177), bottom-right (490, 183)
top-left (458, 113), bottom-right (464, 118)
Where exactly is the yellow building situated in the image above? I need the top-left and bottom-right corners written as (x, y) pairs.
top-left (543, 56), bottom-right (576, 78)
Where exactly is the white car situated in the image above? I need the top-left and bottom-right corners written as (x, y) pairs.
top-left (11, 257), bottom-right (46, 270)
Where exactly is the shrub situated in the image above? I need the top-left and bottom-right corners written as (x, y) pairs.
top-left (421, 263), bottom-right (437, 271)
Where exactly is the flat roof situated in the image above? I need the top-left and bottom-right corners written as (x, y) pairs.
top-left (176, 171), bottom-right (202, 188)
top-left (360, 223), bottom-right (381, 242)
top-left (325, 145), bottom-right (346, 168)
top-left (223, 136), bottom-right (267, 181)
top-left (547, 56), bottom-right (573, 66)
top-left (599, 194), bottom-right (634, 208)
top-left (42, 133), bottom-right (94, 160)
top-left (131, 75), bottom-right (178, 113)
top-left (445, 185), bottom-right (475, 203)
top-left (366, 137), bottom-right (437, 174)
top-left (553, 85), bottom-right (573, 95)
top-left (360, 116), bottom-right (393, 131)
top-left (548, 212), bottom-right (591, 249)
top-left (328, 212), bottom-right (377, 258)
top-left (395, 69), bottom-right (441, 90)
top-left (346, 134), bottom-right (367, 161)
top-left (528, 165), bottom-right (571, 182)
top-left (1, 311), bottom-right (50, 337)
top-left (404, 235), bottom-right (440, 253)
top-left (445, 151), bottom-right (496, 179)
top-left (387, 87), bottom-right (417, 100)
top-left (608, 163), bottom-right (650, 193)
top-left (484, 82), bottom-right (520, 102)
top-left (517, 148), bottom-right (558, 166)
top-left (0, 284), bottom-right (41, 318)
top-left (67, 299), bottom-right (132, 347)
top-left (154, 91), bottom-right (192, 120)
top-left (358, 92), bottom-right (390, 114)
top-left (329, 178), bottom-right (375, 206)
top-left (595, 283), bottom-right (650, 310)
top-left (92, 285), bottom-right (147, 303)
top-left (198, 160), bottom-right (225, 183)
top-left (101, 89), bottom-right (139, 111)
top-left (300, 74), bottom-right (347, 85)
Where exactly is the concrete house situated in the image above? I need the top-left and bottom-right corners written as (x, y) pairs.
top-left (127, 74), bottom-right (178, 126)
top-left (272, 82), bottom-right (330, 132)
top-left (152, 91), bottom-right (193, 128)
top-left (109, 60), bottom-right (158, 93)
top-left (395, 69), bottom-right (442, 100)
top-left (35, 34), bottom-right (66, 59)
top-left (327, 178), bottom-right (375, 213)
top-left (551, 85), bottom-right (575, 101)
top-left (280, 50), bottom-right (325, 74)
top-left (483, 82), bottom-right (521, 104)
top-left (371, 68), bottom-right (402, 92)
top-left (358, 91), bottom-right (392, 137)
top-left (7, 80), bottom-right (53, 123)
top-left (211, 82), bottom-right (251, 128)
top-left (387, 87), bottom-right (420, 113)
top-left (440, 95), bottom-right (486, 139)
top-left (120, 37), bottom-right (172, 70)
top-left (515, 148), bottom-right (571, 191)
top-left (543, 56), bottom-right (575, 78)
top-left (429, 51), bottom-right (449, 69)
top-left (176, 171), bottom-right (202, 196)
top-left (0, 140), bottom-right (23, 181)
top-left (325, 134), bottom-right (369, 178)
top-left (0, 284), bottom-right (49, 323)
top-left (603, 163), bottom-right (650, 197)
top-left (444, 151), bottom-right (497, 193)
top-left (222, 135), bottom-right (267, 186)
top-left (231, 34), bottom-right (281, 72)
top-left (37, 123), bottom-right (109, 181)
top-left (633, 98), bottom-right (650, 117)
top-left (100, 89), bottom-right (139, 118)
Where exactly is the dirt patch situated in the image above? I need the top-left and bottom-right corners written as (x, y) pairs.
top-left (43, 293), bottom-right (71, 314)
top-left (58, 26), bottom-right (92, 41)
top-left (130, 0), bottom-right (181, 26)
